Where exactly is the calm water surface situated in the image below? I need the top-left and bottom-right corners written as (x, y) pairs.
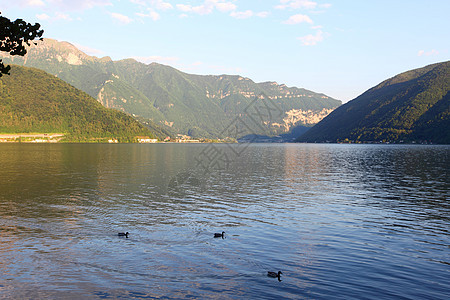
top-left (0, 144), bottom-right (448, 299)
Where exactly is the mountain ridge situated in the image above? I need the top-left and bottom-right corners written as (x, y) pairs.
top-left (0, 65), bottom-right (155, 142)
top-left (0, 38), bottom-right (341, 139)
top-left (297, 61), bottom-right (450, 144)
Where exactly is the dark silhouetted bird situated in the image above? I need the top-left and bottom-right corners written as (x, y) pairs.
top-left (214, 231), bottom-right (225, 238)
top-left (267, 271), bottom-right (282, 281)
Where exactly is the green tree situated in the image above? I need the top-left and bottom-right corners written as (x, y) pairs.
top-left (0, 12), bottom-right (43, 76)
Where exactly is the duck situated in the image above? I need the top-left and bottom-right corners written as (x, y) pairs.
top-left (118, 232), bottom-right (129, 237)
top-left (267, 271), bottom-right (282, 281)
top-left (214, 231), bottom-right (225, 238)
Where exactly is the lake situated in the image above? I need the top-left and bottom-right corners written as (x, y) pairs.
top-left (0, 143), bottom-right (448, 299)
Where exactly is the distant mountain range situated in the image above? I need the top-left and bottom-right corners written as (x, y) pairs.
top-left (0, 38), bottom-right (341, 139)
top-left (0, 65), bottom-right (154, 142)
top-left (297, 61), bottom-right (450, 144)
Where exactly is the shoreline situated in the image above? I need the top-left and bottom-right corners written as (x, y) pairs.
top-left (0, 133), bottom-right (65, 143)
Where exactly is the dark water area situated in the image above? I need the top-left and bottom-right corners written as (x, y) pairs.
top-left (0, 143), bottom-right (448, 299)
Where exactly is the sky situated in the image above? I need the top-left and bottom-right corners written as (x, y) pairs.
top-left (1, 0), bottom-right (449, 102)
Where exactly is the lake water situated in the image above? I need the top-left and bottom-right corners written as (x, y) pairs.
top-left (0, 143), bottom-right (448, 299)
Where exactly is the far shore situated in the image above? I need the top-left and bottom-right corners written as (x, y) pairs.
top-left (0, 133), bottom-right (65, 143)
top-left (0, 133), bottom-right (65, 139)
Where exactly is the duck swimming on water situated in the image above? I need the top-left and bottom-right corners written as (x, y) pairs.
top-left (267, 271), bottom-right (282, 281)
top-left (118, 232), bottom-right (129, 238)
top-left (214, 231), bottom-right (225, 238)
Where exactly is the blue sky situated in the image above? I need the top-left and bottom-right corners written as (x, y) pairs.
top-left (1, 0), bottom-right (449, 102)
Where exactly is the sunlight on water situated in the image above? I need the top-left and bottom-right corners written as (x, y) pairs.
top-left (0, 144), bottom-right (449, 299)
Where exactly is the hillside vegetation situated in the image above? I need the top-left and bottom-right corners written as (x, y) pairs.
top-left (297, 61), bottom-right (450, 144)
top-left (0, 65), bottom-right (155, 142)
top-left (1, 38), bottom-right (341, 139)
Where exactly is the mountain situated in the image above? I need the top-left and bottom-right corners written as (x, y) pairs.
top-left (0, 65), bottom-right (156, 142)
top-left (297, 61), bottom-right (450, 144)
top-left (0, 38), bottom-right (341, 139)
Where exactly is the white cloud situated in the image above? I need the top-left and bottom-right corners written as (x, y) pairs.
top-left (256, 11), bottom-right (270, 18)
top-left (149, 11), bottom-right (161, 21)
top-left (6, 0), bottom-right (113, 10)
top-left (418, 49), bottom-right (439, 56)
top-left (283, 14), bottom-right (313, 24)
top-left (110, 12), bottom-right (133, 24)
top-left (320, 3), bottom-right (332, 9)
top-left (216, 2), bottom-right (237, 12)
top-left (192, 5), bottom-right (214, 15)
top-left (130, 0), bottom-right (146, 5)
top-left (176, 1), bottom-right (239, 16)
top-left (35, 12), bottom-right (74, 22)
top-left (230, 10), bottom-right (254, 19)
top-left (55, 12), bottom-right (73, 21)
top-left (136, 9), bottom-right (160, 21)
top-left (276, 0), bottom-right (318, 10)
top-left (131, 0), bottom-right (173, 10)
top-left (152, 0), bottom-right (173, 10)
top-left (47, 0), bottom-right (112, 10)
top-left (36, 13), bottom-right (50, 20)
top-left (176, 4), bottom-right (193, 12)
top-left (26, 0), bottom-right (45, 6)
top-left (298, 29), bottom-right (324, 45)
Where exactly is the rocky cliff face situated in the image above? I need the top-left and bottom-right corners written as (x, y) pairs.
top-left (2, 38), bottom-right (341, 138)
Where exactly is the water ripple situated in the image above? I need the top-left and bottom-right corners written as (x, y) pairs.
top-left (0, 144), bottom-right (449, 299)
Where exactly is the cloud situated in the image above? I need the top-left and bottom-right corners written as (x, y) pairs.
top-left (230, 10), bottom-right (254, 19)
top-left (276, 0), bottom-right (318, 10)
top-left (47, 0), bottom-right (112, 10)
top-left (36, 13), bottom-right (50, 20)
top-left (320, 3), bottom-right (332, 8)
top-left (256, 11), bottom-right (270, 18)
top-left (176, 4), bottom-right (192, 12)
top-left (216, 2), bottom-right (237, 12)
top-left (26, 0), bottom-right (45, 6)
top-left (6, 0), bottom-right (113, 10)
top-left (131, 0), bottom-right (173, 10)
top-left (417, 49), bottom-right (439, 56)
top-left (110, 12), bottom-right (133, 24)
top-left (176, 0), bottom-right (239, 16)
top-left (35, 12), bottom-right (74, 22)
top-left (151, 0), bottom-right (173, 10)
top-left (130, 0), bottom-right (146, 5)
top-left (297, 29), bottom-right (324, 45)
top-left (55, 12), bottom-right (73, 21)
top-left (13, 0), bottom-right (44, 6)
top-left (136, 10), bottom-right (160, 21)
top-left (192, 4), bottom-right (214, 15)
top-left (283, 14), bottom-right (313, 24)
top-left (175, 3), bottom-right (213, 15)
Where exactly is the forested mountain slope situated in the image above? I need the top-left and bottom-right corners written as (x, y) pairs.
top-left (0, 65), bottom-right (155, 142)
top-left (297, 61), bottom-right (450, 144)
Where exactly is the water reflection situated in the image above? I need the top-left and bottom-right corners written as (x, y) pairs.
top-left (0, 143), bottom-right (449, 299)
